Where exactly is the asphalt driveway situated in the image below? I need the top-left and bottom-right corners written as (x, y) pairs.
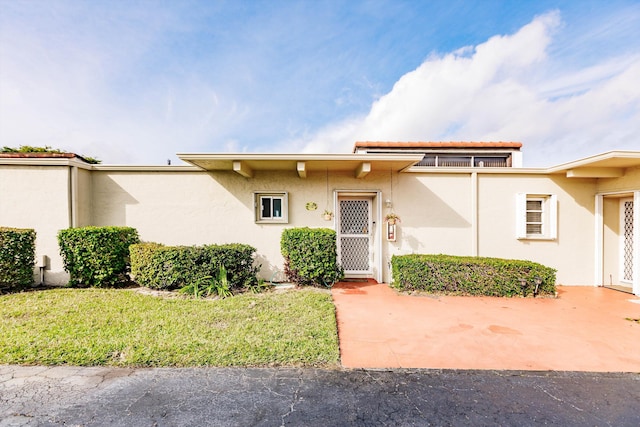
top-left (2, 366), bottom-right (639, 426)
top-left (332, 281), bottom-right (640, 371)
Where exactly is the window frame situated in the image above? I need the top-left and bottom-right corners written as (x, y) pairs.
top-left (254, 191), bottom-right (288, 224)
top-left (516, 193), bottom-right (557, 240)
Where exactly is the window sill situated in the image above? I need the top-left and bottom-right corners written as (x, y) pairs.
top-left (517, 236), bottom-right (556, 241)
top-left (255, 219), bottom-right (288, 224)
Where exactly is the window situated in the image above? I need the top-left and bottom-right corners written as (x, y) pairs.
top-left (255, 192), bottom-right (288, 223)
top-left (525, 199), bottom-right (544, 234)
top-left (416, 154), bottom-right (511, 168)
top-left (516, 194), bottom-right (557, 239)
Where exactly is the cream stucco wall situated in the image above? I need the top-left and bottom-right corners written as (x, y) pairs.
top-left (5, 160), bottom-right (638, 287)
top-left (476, 174), bottom-right (596, 284)
top-left (0, 165), bottom-right (71, 285)
top-left (390, 173), bottom-right (472, 259)
top-left (76, 168), bottom-right (93, 227)
top-left (90, 169), bottom-right (398, 281)
top-left (597, 166), bottom-right (640, 193)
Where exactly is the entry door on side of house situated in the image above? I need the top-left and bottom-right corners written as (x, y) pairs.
top-left (337, 197), bottom-right (373, 276)
top-left (621, 198), bottom-right (634, 283)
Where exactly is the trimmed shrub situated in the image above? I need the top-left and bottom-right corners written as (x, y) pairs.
top-left (58, 226), bottom-right (140, 287)
top-left (391, 254), bottom-right (556, 297)
top-left (281, 227), bottom-right (343, 287)
top-left (0, 227), bottom-right (36, 290)
top-left (130, 243), bottom-right (259, 291)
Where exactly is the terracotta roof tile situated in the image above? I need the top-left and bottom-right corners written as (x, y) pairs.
top-left (0, 152), bottom-right (90, 162)
top-left (353, 141), bottom-right (522, 152)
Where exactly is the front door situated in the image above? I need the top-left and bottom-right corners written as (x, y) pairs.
top-left (621, 198), bottom-right (634, 283)
top-left (337, 197), bottom-right (373, 276)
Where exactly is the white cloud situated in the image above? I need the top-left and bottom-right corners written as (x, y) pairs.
top-left (298, 11), bottom-right (640, 166)
top-left (0, 2), bottom-right (249, 164)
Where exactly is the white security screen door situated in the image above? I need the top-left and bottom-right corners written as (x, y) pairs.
top-left (338, 198), bottom-right (373, 275)
top-left (622, 198), bottom-right (634, 283)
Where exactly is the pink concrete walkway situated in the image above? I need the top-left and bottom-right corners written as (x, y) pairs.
top-left (332, 281), bottom-right (640, 372)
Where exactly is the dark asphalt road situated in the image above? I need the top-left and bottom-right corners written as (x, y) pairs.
top-left (2, 367), bottom-right (639, 426)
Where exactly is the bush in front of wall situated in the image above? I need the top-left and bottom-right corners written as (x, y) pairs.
top-left (281, 227), bottom-right (344, 287)
top-left (58, 226), bottom-right (140, 287)
top-left (0, 227), bottom-right (36, 290)
top-left (391, 254), bottom-right (556, 297)
top-left (129, 243), bottom-right (259, 291)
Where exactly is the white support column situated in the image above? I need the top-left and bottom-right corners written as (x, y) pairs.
top-left (594, 194), bottom-right (603, 287)
top-left (471, 172), bottom-right (478, 256)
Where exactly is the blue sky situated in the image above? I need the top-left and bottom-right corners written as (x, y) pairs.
top-left (1, 0), bottom-right (639, 166)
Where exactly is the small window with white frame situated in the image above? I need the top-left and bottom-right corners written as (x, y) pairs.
top-left (255, 192), bottom-right (288, 223)
top-left (516, 193), bottom-right (557, 240)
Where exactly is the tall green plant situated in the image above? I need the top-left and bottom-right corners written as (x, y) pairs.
top-left (281, 227), bottom-right (343, 287)
top-left (0, 227), bottom-right (36, 290)
top-left (58, 226), bottom-right (139, 287)
top-left (178, 265), bottom-right (233, 299)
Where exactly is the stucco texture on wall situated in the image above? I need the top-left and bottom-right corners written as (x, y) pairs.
top-left (0, 165), bottom-right (71, 285)
top-left (392, 174), bottom-right (472, 257)
top-left (477, 174), bottom-right (596, 284)
top-left (91, 169), bottom-right (398, 281)
top-left (597, 166), bottom-right (640, 193)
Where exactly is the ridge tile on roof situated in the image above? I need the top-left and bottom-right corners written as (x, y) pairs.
top-left (353, 141), bottom-right (522, 151)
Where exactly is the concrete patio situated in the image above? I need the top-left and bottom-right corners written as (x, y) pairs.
top-left (332, 281), bottom-right (640, 372)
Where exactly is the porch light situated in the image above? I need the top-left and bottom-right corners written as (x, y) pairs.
top-left (385, 199), bottom-right (392, 208)
top-left (519, 278), bottom-right (527, 297)
top-left (533, 277), bottom-right (542, 297)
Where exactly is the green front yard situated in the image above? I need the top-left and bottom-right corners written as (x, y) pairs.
top-left (0, 288), bottom-right (339, 367)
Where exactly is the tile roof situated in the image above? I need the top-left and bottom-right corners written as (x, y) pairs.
top-left (353, 141), bottom-right (522, 152)
top-left (0, 152), bottom-right (91, 162)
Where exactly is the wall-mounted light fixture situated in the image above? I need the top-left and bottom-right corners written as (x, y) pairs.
top-left (385, 199), bottom-right (392, 208)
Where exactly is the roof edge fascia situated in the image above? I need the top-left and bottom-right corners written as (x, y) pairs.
top-left (177, 152), bottom-right (424, 162)
top-left (0, 157), bottom-right (93, 170)
top-left (91, 165), bottom-right (201, 172)
top-left (546, 151), bottom-right (640, 173)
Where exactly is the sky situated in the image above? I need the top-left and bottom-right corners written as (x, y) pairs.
top-left (1, 0), bottom-right (639, 166)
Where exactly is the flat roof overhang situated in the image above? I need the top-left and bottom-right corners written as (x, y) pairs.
top-left (176, 153), bottom-right (424, 179)
top-left (547, 151), bottom-right (640, 178)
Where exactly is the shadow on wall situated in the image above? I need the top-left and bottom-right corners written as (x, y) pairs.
top-left (91, 175), bottom-right (139, 226)
top-left (254, 253), bottom-right (287, 283)
top-left (41, 270), bottom-right (71, 287)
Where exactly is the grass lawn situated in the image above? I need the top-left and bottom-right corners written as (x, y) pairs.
top-left (0, 287), bottom-right (340, 367)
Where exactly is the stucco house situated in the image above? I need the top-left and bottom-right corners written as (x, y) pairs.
top-left (1, 142), bottom-right (639, 296)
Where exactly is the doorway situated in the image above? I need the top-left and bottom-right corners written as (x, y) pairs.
top-left (336, 192), bottom-right (381, 281)
top-left (620, 197), bottom-right (634, 287)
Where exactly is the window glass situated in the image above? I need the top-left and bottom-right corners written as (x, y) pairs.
top-left (272, 198), bottom-right (282, 218)
top-left (526, 199), bottom-right (543, 234)
top-left (261, 197), bottom-right (272, 218)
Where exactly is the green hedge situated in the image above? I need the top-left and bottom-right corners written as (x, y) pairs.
top-left (130, 243), bottom-right (259, 290)
top-left (58, 226), bottom-right (140, 287)
top-left (281, 227), bottom-right (343, 287)
top-left (391, 254), bottom-right (556, 297)
top-left (0, 227), bottom-right (36, 290)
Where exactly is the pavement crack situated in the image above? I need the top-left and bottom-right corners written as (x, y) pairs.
top-left (279, 373), bottom-right (303, 427)
top-left (536, 385), bottom-right (586, 414)
top-left (538, 387), bottom-right (614, 427)
top-left (394, 380), bottom-right (424, 417)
